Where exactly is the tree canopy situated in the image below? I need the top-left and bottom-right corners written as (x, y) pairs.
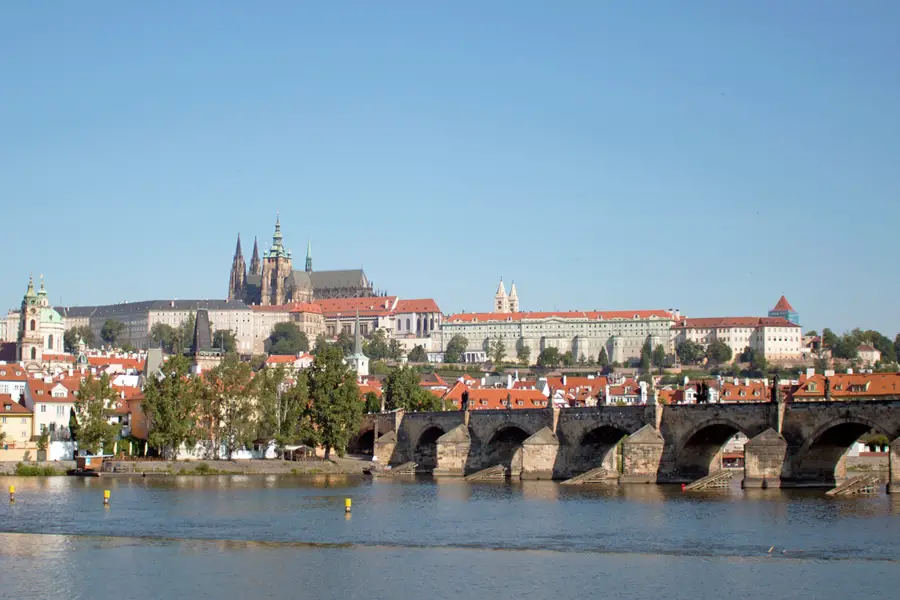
top-left (100, 319), bottom-right (126, 347)
top-left (676, 340), bottom-right (705, 365)
top-left (537, 347), bottom-right (561, 368)
top-left (706, 339), bottom-right (733, 365)
top-left (268, 323), bottom-right (309, 355)
top-left (597, 347), bottom-right (609, 368)
top-left (516, 340), bottom-right (531, 364)
top-left (306, 345), bottom-right (362, 458)
top-left (444, 334), bottom-right (468, 363)
top-left (142, 354), bottom-right (199, 458)
top-left (489, 338), bottom-right (506, 366)
top-left (64, 325), bottom-right (95, 352)
top-left (652, 345), bottom-right (666, 370)
top-left (75, 373), bottom-right (121, 454)
top-left (150, 323), bottom-right (181, 353)
top-left (407, 345), bottom-right (428, 362)
top-left (383, 366), bottom-right (441, 412)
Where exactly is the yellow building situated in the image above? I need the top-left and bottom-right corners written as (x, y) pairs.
top-left (0, 394), bottom-right (35, 461)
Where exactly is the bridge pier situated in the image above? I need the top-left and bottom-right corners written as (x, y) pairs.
top-left (890, 438), bottom-right (900, 494)
top-left (621, 425), bottom-right (664, 483)
top-left (374, 432), bottom-right (397, 465)
top-left (742, 428), bottom-right (787, 489)
top-left (433, 425), bottom-right (471, 477)
top-left (520, 427), bottom-right (559, 480)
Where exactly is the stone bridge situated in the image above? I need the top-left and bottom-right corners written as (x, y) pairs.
top-left (353, 399), bottom-right (900, 490)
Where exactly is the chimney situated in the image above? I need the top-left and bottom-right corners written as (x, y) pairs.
top-left (562, 375), bottom-right (567, 386)
top-left (733, 377), bottom-right (739, 386)
top-left (744, 378), bottom-right (750, 387)
top-left (806, 367), bottom-right (815, 378)
top-left (847, 368), bottom-right (853, 375)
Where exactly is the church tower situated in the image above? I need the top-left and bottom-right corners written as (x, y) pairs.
top-left (305, 240), bottom-right (313, 273)
top-left (249, 236), bottom-right (261, 276)
top-left (260, 216), bottom-right (294, 305)
top-left (508, 281), bottom-right (520, 313)
top-left (18, 276), bottom-right (44, 370)
top-left (228, 234), bottom-right (247, 301)
top-left (494, 278), bottom-right (509, 313)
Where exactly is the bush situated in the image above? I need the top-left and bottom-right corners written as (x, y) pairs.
top-left (15, 462), bottom-right (65, 476)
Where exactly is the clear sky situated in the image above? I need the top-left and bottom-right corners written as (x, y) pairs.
top-left (3, 1), bottom-right (899, 335)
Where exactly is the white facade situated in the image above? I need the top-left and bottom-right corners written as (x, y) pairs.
top-left (442, 310), bottom-right (677, 365)
top-left (672, 317), bottom-right (802, 361)
top-left (24, 378), bottom-right (76, 437)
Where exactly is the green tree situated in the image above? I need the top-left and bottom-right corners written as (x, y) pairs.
top-left (74, 373), bottom-right (121, 454)
top-left (307, 345), bottom-right (362, 458)
top-left (561, 351), bottom-right (574, 367)
top-left (676, 340), bottom-right (705, 365)
top-left (444, 334), bottom-right (468, 363)
top-left (652, 344), bottom-right (666, 370)
top-left (267, 323), bottom-right (309, 355)
top-left (362, 329), bottom-right (390, 360)
top-left (278, 373), bottom-right (315, 448)
top-left (68, 410), bottom-right (80, 442)
top-left (813, 352), bottom-right (829, 373)
top-left (489, 337), bottom-right (506, 366)
top-left (516, 341), bottom-right (531, 364)
top-left (253, 364), bottom-right (287, 442)
top-left (388, 338), bottom-right (403, 361)
top-left (895, 334), bottom-right (900, 365)
top-left (249, 354), bottom-right (268, 371)
top-left (64, 325), bottom-right (96, 352)
top-left (706, 339), bottom-right (733, 365)
top-left (597, 347), bottom-right (609, 368)
top-left (335, 330), bottom-right (355, 356)
top-left (832, 335), bottom-right (859, 360)
top-left (364, 391), bottom-right (381, 413)
top-left (312, 333), bottom-right (328, 356)
top-left (383, 366), bottom-right (441, 412)
top-left (537, 347), bottom-right (561, 368)
top-left (822, 328), bottom-right (839, 349)
top-left (149, 323), bottom-right (180, 353)
top-left (100, 319), bottom-right (126, 347)
top-left (639, 338), bottom-right (652, 372)
top-left (142, 354), bottom-right (199, 459)
top-left (805, 330), bottom-right (818, 337)
top-left (408, 345), bottom-right (428, 362)
top-left (180, 312), bottom-right (196, 351)
top-left (197, 354), bottom-right (256, 459)
top-left (213, 329), bottom-right (238, 353)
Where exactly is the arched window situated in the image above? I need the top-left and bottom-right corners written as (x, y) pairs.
top-left (47, 335), bottom-right (53, 350)
top-left (30, 319), bottom-right (36, 331)
top-left (30, 347), bottom-right (36, 360)
top-left (406, 318), bottom-right (411, 331)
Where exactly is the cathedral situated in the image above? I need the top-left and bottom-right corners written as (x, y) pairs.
top-left (228, 217), bottom-right (378, 305)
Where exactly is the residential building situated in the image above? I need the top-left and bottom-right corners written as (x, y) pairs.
top-left (791, 372), bottom-right (900, 401)
top-left (672, 316), bottom-right (802, 361)
top-left (265, 353), bottom-right (314, 371)
top-left (768, 295), bottom-right (799, 325)
top-left (857, 344), bottom-right (882, 367)
top-left (1, 394), bottom-right (32, 446)
top-left (0, 364), bottom-right (28, 402)
top-left (24, 374), bottom-right (80, 438)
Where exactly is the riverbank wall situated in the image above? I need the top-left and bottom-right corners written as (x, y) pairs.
top-left (0, 457), bottom-right (373, 476)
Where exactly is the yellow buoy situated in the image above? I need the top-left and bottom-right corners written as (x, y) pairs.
top-left (344, 498), bottom-right (351, 513)
top-left (8, 485), bottom-right (14, 503)
top-left (103, 489), bottom-right (110, 506)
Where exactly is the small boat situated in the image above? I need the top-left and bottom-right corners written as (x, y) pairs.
top-left (67, 454), bottom-right (108, 477)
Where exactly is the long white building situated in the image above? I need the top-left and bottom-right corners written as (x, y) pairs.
top-left (671, 316), bottom-right (803, 361)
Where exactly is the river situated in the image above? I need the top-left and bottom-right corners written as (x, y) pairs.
top-left (1, 475), bottom-right (898, 599)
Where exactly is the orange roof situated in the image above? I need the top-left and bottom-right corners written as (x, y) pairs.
top-left (672, 317), bottom-right (799, 329)
top-left (42, 352), bottom-right (75, 363)
top-left (0, 366), bottom-right (28, 380)
top-left (359, 384), bottom-right (383, 398)
top-left (315, 297), bottom-right (398, 316)
top-left (266, 355), bottom-right (299, 364)
top-left (88, 356), bottom-right (145, 370)
top-left (772, 295), bottom-right (795, 312)
top-left (251, 302), bottom-right (323, 314)
top-left (792, 373), bottom-right (900, 399)
top-left (459, 388), bottom-right (548, 410)
top-left (0, 394), bottom-right (31, 414)
top-left (718, 381), bottom-right (769, 402)
top-left (395, 299), bottom-right (441, 313)
top-left (446, 309), bottom-right (673, 323)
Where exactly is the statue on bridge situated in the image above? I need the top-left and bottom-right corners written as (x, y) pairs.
top-left (824, 376), bottom-right (831, 401)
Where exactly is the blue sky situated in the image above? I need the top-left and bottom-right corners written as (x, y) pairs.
top-left (2, 2), bottom-right (899, 335)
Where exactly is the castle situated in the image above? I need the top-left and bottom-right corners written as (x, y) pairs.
top-left (228, 217), bottom-right (378, 305)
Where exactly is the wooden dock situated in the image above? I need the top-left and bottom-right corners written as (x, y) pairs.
top-left (684, 470), bottom-right (733, 491)
top-left (560, 467), bottom-right (614, 485)
top-left (465, 465), bottom-right (508, 482)
top-left (826, 474), bottom-right (880, 496)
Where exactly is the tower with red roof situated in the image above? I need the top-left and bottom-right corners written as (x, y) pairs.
top-left (768, 295), bottom-right (799, 325)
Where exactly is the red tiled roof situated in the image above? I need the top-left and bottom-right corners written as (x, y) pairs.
top-left (718, 381), bottom-right (769, 402)
top-left (672, 317), bottom-right (799, 329)
top-left (772, 295), bottom-right (795, 312)
top-left (446, 309), bottom-right (674, 323)
top-left (88, 356), bottom-right (145, 370)
top-left (395, 299), bottom-right (441, 314)
top-left (452, 388), bottom-right (548, 410)
top-left (0, 366), bottom-right (28, 380)
top-left (792, 373), bottom-right (900, 399)
top-left (315, 297), bottom-right (398, 316)
top-left (0, 394), bottom-right (31, 414)
top-left (857, 344), bottom-right (878, 353)
top-left (359, 384), bottom-right (383, 399)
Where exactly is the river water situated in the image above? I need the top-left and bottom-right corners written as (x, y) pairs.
top-left (1, 475), bottom-right (898, 599)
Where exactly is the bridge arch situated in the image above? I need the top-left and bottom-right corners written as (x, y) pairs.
top-left (675, 418), bottom-right (749, 479)
top-left (349, 428), bottom-right (375, 455)
top-left (573, 425), bottom-right (629, 475)
top-left (792, 417), bottom-right (895, 484)
top-left (413, 425), bottom-right (446, 471)
top-left (483, 424), bottom-right (531, 472)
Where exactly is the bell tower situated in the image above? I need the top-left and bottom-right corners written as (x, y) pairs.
top-left (494, 278), bottom-right (509, 313)
top-left (18, 275), bottom-right (44, 371)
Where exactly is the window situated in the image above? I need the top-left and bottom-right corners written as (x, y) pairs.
top-left (1, 417), bottom-right (5, 423)
top-left (40, 405), bottom-right (46, 412)
top-left (31, 348), bottom-right (36, 360)
top-left (48, 334), bottom-right (54, 350)
top-left (30, 319), bottom-right (36, 331)
top-left (21, 418), bottom-right (26, 424)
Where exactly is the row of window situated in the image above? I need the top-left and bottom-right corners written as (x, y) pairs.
top-left (0, 417), bottom-right (28, 424)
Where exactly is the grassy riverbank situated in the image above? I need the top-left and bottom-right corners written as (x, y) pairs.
top-left (0, 457), bottom-right (372, 477)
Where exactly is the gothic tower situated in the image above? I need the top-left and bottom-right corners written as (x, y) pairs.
top-left (228, 234), bottom-right (247, 301)
top-left (508, 281), bottom-right (520, 313)
top-left (305, 240), bottom-right (313, 273)
top-left (18, 276), bottom-right (44, 370)
top-left (494, 278), bottom-right (509, 313)
top-left (260, 216), bottom-right (294, 305)
top-left (249, 236), bottom-right (261, 276)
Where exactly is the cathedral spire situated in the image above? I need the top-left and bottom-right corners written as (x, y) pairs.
top-left (305, 239), bottom-right (313, 273)
top-left (249, 236), bottom-right (261, 276)
top-left (228, 234), bottom-right (247, 301)
top-left (25, 274), bottom-right (35, 298)
top-left (234, 233), bottom-right (243, 259)
top-left (266, 215), bottom-right (288, 258)
top-left (354, 310), bottom-right (362, 354)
